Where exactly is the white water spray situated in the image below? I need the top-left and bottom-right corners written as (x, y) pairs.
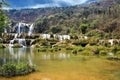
top-left (28, 24), bottom-right (34, 36)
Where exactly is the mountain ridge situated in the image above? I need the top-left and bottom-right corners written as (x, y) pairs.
top-left (6, 0), bottom-right (120, 39)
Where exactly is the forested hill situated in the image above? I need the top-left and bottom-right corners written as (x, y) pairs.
top-left (6, 0), bottom-right (120, 38)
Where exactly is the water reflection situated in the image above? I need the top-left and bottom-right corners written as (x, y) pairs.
top-left (0, 47), bottom-right (34, 66)
top-left (0, 48), bottom-right (71, 66)
top-left (41, 53), bottom-right (70, 60)
top-left (58, 53), bottom-right (70, 59)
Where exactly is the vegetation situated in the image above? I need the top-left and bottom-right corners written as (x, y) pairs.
top-left (0, 0), bottom-right (120, 79)
top-left (0, 62), bottom-right (35, 77)
top-left (6, 0), bottom-right (120, 38)
top-left (0, 0), bottom-right (9, 35)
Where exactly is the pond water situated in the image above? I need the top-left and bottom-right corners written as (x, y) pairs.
top-left (0, 48), bottom-right (120, 80)
top-left (0, 48), bottom-right (71, 66)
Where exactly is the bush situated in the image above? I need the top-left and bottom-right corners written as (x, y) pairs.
top-left (81, 50), bottom-right (94, 56)
top-left (77, 47), bottom-right (84, 52)
top-left (85, 45), bottom-right (109, 55)
top-left (99, 50), bottom-right (108, 56)
top-left (66, 47), bottom-right (74, 50)
top-left (0, 62), bottom-right (35, 77)
top-left (72, 40), bottom-right (89, 47)
top-left (116, 51), bottom-right (120, 54)
top-left (88, 37), bottom-right (99, 45)
top-left (111, 46), bottom-right (120, 54)
top-left (0, 63), bottom-right (16, 77)
top-left (107, 57), bottom-right (120, 61)
top-left (85, 45), bottom-right (99, 54)
top-left (72, 50), bottom-right (78, 55)
top-left (37, 48), bottom-right (47, 52)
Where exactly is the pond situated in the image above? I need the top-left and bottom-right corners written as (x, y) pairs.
top-left (0, 47), bottom-right (71, 66)
top-left (0, 48), bottom-right (120, 80)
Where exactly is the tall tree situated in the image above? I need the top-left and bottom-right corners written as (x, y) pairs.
top-left (0, 0), bottom-right (9, 35)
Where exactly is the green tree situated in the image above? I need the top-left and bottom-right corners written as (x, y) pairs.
top-left (0, 0), bottom-right (9, 35)
top-left (80, 23), bottom-right (89, 34)
top-left (51, 26), bottom-right (62, 34)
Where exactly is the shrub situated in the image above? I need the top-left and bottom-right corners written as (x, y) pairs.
top-left (37, 48), bottom-right (47, 52)
top-left (116, 51), bottom-right (120, 55)
top-left (72, 40), bottom-right (89, 47)
top-left (72, 50), bottom-right (77, 55)
top-left (81, 50), bottom-right (94, 56)
top-left (0, 63), bottom-right (16, 77)
top-left (99, 50), bottom-right (108, 56)
top-left (86, 30), bottom-right (104, 38)
top-left (107, 57), bottom-right (120, 61)
top-left (111, 46), bottom-right (120, 54)
top-left (52, 47), bottom-right (61, 52)
top-left (80, 39), bottom-right (89, 47)
top-left (77, 46), bottom-right (84, 52)
top-left (0, 62), bottom-right (35, 77)
top-left (88, 37), bottom-right (99, 46)
top-left (66, 47), bottom-right (73, 50)
top-left (85, 45), bottom-right (109, 55)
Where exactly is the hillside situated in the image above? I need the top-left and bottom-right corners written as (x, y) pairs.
top-left (6, 0), bottom-right (120, 39)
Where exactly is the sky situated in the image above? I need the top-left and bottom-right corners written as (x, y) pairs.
top-left (5, 0), bottom-right (88, 9)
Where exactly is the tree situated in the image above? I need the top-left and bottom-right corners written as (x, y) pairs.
top-left (51, 26), bottom-right (62, 34)
top-left (80, 23), bottom-right (89, 34)
top-left (0, 0), bottom-right (9, 35)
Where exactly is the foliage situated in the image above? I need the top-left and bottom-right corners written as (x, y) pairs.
top-left (86, 30), bottom-right (105, 38)
top-left (80, 23), bottom-right (89, 34)
top-left (0, 62), bottom-right (35, 77)
top-left (0, 0), bottom-right (9, 35)
top-left (99, 50), bottom-right (108, 56)
top-left (50, 26), bottom-right (62, 34)
top-left (81, 50), bottom-right (94, 56)
top-left (6, 0), bottom-right (120, 38)
top-left (72, 39), bottom-right (89, 47)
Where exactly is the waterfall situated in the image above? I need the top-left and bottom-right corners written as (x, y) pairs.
top-left (9, 22), bottom-right (32, 47)
top-left (28, 24), bottom-right (34, 36)
top-left (18, 39), bottom-right (26, 48)
top-left (4, 28), bottom-right (7, 33)
top-left (9, 22), bottom-right (35, 47)
top-left (14, 34), bottom-right (18, 39)
top-left (18, 23), bottom-right (22, 34)
top-left (9, 40), bottom-right (14, 47)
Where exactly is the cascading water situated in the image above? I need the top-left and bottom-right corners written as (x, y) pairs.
top-left (9, 22), bottom-right (34, 47)
top-left (18, 23), bottom-right (21, 34)
top-left (28, 24), bottom-right (34, 36)
top-left (18, 39), bottom-right (26, 48)
top-left (4, 28), bottom-right (7, 33)
top-left (1, 22), bottom-right (35, 66)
